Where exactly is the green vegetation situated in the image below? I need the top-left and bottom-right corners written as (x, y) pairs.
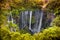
top-left (0, 26), bottom-right (60, 40)
top-left (34, 26), bottom-right (60, 40)
top-left (0, 0), bottom-right (60, 40)
top-left (51, 16), bottom-right (60, 27)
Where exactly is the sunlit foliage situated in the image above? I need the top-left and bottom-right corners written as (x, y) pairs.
top-left (34, 26), bottom-right (60, 40)
top-left (0, 26), bottom-right (60, 40)
top-left (51, 16), bottom-right (60, 27)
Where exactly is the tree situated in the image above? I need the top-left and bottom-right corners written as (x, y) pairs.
top-left (47, 0), bottom-right (60, 16)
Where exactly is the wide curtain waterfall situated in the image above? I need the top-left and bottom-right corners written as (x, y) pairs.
top-left (8, 10), bottom-right (54, 33)
top-left (19, 10), bottom-right (44, 33)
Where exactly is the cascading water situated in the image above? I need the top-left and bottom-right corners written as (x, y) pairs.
top-left (33, 10), bottom-right (42, 33)
top-left (18, 10), bottom-right (54, 33)
top-left (19, 10), bottom-right (44, 33)
top-left (38, 10), bottom-right (43, 32)
top-left (8, 12), bottom-right (13, 23)
top-left (21, 11), bottom-right (24, 29)
top-left (20, 11), bottom-right (29, 29)
top-left (29, 11), bottom-right (33, 32)
top-left (29, 10), bottom-right (43, 33)
top-left (34, 10), bottom-right (40, 30)
top-left (8, 12), bottom-right (14, 32)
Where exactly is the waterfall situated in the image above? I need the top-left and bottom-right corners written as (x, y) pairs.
top-left (7, 9), bottom-right (54, 33)
top-left (29, 10), bottom-right (43, 33)
top-left (11, 13), bottom-right (14, 23)
top-left (19, 10), bottom-right (53, 33)
top-left (32, 10), bottom-right (41, 33)
top-left (25, 11), bottom-right (28, 26)
top-left (19, 10), bottom-right (44, 33)
top-left (21, 11), bottom-right (24, 29)
top-left (29, 11), bottom-right (32, 30)
top-left (20, 11), bottom-right (29, 29)
top-left (8, 12), bottom-right (13, 23)
top-left (28, 10), bottom-right (43, 33)
top-left (34, 10), bottom-right (39, 29)
top-left (38, 11), bottom-right (43, 32)
top-left (8, 12), bottom-right (15, 32)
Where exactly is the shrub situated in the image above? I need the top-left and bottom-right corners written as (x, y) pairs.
top-left (51, 16), bottom-right (60, 27)
top-left (1, 26), bottom-right (60, 40)
top-left (8, 21), bottom-right (19, 32)
top-left (10, 32), bottom-right (21, 40)
top-left (21, 33), bottom-right (35, 40)
top-left (33, 26), bottom-right (60, 40)
top-left (0, 28), bottom-right (11, 40)
top-left (0, 27), bottom-right (35, 40)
